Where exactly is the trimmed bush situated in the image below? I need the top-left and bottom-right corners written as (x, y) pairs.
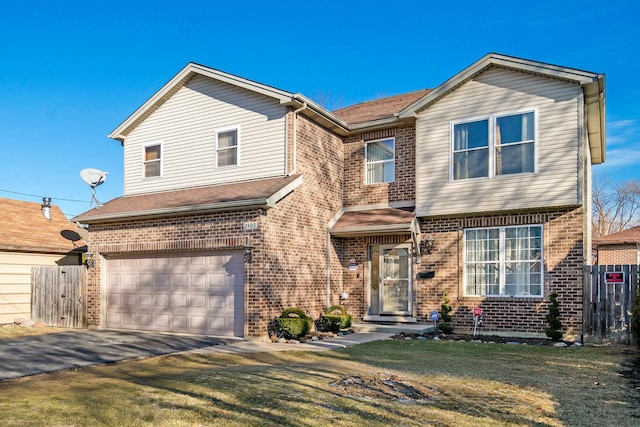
top-left (631, 289), bottom-right (640, 347)
top-left (544, 292), bottom-right (563, 341)
top-left (438, 292), bottom-right (454, 333)
top-left (274, 307), bottom-right (313, 339)
top-left (322, 305), bottom-right (353, 332)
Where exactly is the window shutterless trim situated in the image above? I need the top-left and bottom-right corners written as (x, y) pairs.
top-left (450, 108), bottom-right (538, 182)
top-left (214, 126), bottom-right (241, 169)
top-left (364, 137), bottom-right (395, 184)
top-left (463, 224), bottom-right (544, 298)
top-left (142, 141), bottom-right (163, 179)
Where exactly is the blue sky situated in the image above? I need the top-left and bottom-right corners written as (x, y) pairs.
top-left (0, 1), bottom-right (638, 219)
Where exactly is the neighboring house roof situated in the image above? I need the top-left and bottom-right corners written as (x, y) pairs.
top-left (332, 90), bottom-right (430, 126)
top-left (0, 198), bottom-right (84, 254)
top-left (594, 227), bottom-right (640, 245)
top-left (74, 175), bottom-right (303, 223)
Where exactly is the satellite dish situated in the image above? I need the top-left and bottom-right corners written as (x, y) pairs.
top-left (80, 168), bottom-right (108, 208)
top-left (80, 168), bottom-right (108, 188)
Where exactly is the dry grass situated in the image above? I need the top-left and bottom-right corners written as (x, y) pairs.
top-left (0, 324), bottom-right (68, 339)
top-left (0, 339), bottom-right (638, 426)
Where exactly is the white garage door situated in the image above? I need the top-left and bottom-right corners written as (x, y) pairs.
top-left (106, 251), bottom-right (244, 337)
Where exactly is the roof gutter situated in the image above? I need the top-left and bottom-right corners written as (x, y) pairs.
top-left (283, 95), bottom-right (350, 136)
top-left (75, 199), bottom-right (273, 224)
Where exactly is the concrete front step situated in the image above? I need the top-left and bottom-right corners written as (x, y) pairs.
top-left (352, 322), bottom-right (436, 334)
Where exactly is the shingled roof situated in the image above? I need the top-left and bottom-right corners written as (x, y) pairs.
top-left (594, 227), bottom-right (640, 245)
top-left (0, 198), bottom-right (84, 253)
top-left (74, 174), bottom-right (303, 223)
top-left (332, 89), bottom-right (430, 125)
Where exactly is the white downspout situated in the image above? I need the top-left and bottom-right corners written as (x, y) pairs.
top-left (289, 101), bottom-right (307, 176)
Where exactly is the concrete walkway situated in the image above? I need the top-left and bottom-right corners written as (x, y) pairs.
top-left (0, 330), bottom-right (393, 381)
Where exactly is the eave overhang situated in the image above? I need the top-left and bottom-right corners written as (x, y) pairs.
top-left (74, 175), bottom-right (303, 224)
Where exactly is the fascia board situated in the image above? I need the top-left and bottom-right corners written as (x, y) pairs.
top-left (399, 53), bottom-right (603, 119)
top-left (584, 75), bottom-right (606, 164)
top-left (265, 175), bottom-right (304, 207)
top-left (109, 62), bottom-right (295, 141)
top-left (330, 224), bottom-right (412, 237)
top-left (284, 95), bottom-right (351, 135)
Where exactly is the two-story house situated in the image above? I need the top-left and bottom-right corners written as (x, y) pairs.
top-left (75, 53), bottom-right (605, 339)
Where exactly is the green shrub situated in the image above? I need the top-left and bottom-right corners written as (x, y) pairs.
top-left (631, 286), bottom-right (640, 347)
top-left (544, 292), bottom-right (563, 341)
top-left (438, 292), bottom-right (454, 333)
top-left (274, 307), bottom-right (313, 339)
top-left (322, 305), bottom-right (353, 332)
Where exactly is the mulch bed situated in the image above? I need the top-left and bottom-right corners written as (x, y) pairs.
top-left (392, 332), bottom-right (574, 346)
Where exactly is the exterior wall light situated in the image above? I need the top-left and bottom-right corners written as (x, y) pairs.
top-left (84, 252), bottom-right (95, 268)
top-left (244, 246), bottom-right (253, 263)
top-left (420, 238), bottom-right (435, 255)
top-left (41, 197), bottom-right (52, 221)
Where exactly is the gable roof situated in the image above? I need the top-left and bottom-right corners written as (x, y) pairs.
top-left (594, 227), bottom-right (640, 245)
top-left (109, 54), bottom-right (605, 163)
top-left (74, 175), bottom-right (303, 224)
top-left (397, 53), bottom-right (606, 164)
top-left (0, 198), bottom-right (84, 254)
top-left (108, 62), bottom-right (350, 141)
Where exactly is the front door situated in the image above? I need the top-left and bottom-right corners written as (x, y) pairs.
top-left (369, 244), bottom-right (412, 315)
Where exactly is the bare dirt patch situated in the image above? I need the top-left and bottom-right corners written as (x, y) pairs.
top-left (330, 372), bottom-right (437, 402)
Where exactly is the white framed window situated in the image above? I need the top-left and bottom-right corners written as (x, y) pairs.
top-left (452, 110), bottom-right (536, 181)
top-left (215, 127), bottom-right (239, 168)
top-left (143, 143), bottom-right (162, 178)
top-left (365, 137), bottom-right (395, 184)
top-left (464, 225), bottom-right (543, 297)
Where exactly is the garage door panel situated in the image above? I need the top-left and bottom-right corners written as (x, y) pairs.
top-left (155, 295), bottom-right (169, 307)
top-left (189, 295), bottom-right (205, 307)
top-left (106, 251), bottom-right (244, 336)
top-left (173, 274), bottom-right (187, 287)
top-left (190, 273), bottom-right (206, 288)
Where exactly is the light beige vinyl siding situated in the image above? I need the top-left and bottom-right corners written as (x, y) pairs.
top-left (0, 252), bottom-right (77, 324)
top-left (416, 68), bottom-right (582, 217)
top-left (124, 75), bottom-right (287, 195)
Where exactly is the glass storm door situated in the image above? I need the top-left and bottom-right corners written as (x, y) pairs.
top-left (379, 244), bottom-right (412, 315)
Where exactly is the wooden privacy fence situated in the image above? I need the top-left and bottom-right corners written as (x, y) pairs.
top-left (31, 266), bottom-right (87, 328)
top-left (583, 264), bottom-right (638, 345)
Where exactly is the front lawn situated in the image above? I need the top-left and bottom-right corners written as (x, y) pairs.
top-left (0, 339), bottom-right (638, 426)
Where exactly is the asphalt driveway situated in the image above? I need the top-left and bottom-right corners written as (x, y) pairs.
top-left (0, 329), bottom-right (230, 380)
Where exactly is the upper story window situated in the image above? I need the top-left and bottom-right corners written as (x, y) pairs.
top-left (365, 138), bottom-right (395, 184)
top-left (143, 144), bottom-right (161, 178)
top-left (216, 128), bottom-right (239, 168)
top-left (464, 225), bottom-right (543, 297)
top-left (452, 111), bottom-right (536, 181)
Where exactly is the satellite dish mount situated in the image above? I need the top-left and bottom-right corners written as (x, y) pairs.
top-left (80, 168), bottom-right (108, 208)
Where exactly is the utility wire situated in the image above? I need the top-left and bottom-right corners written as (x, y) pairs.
top-left (0, 188), bottom-right (89, 203)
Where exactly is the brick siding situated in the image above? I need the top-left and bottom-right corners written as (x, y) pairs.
top-left (597, 244), bottom-right (639, 265)
top-left (338, 207), bottom-right (585, 339)
top-left (418, 208), bottom-right (585, 338)
top-left (342, 126), bottom-right (415, 207)
top-left (86, 111), bottom-right (344, 338)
